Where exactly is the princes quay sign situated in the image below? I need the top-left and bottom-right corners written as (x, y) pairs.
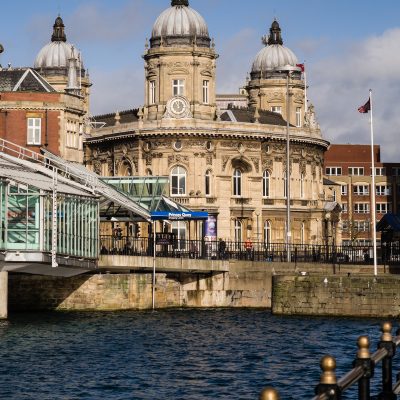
top-left (150, 211), bottom-right (208, 221)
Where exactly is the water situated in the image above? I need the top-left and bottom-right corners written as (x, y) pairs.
top-left (0, 309), bottom-right (396, 399)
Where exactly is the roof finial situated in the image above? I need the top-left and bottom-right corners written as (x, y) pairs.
top-left (267, 19), bottom-right (283, 45)
top-left (51, 15), bottom-right (67, 42)
top-left (171, 0), bottom-right (189, 6)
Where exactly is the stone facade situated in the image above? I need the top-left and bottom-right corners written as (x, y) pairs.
top-left (84, 3), bottom-right (333, 245)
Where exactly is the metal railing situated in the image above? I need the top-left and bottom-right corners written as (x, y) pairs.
top-left (99, 236), bottom-right (400, 265)
top-left (259, 322), bottom-right (400, 400)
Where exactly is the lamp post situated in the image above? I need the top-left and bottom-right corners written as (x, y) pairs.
top-left (275, 65), bottom-right (301, 262)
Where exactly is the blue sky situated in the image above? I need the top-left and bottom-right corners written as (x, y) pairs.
top-left (1, 0), bottom-right (400, 161)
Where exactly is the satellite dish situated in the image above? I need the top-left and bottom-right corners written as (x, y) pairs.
top-left (0, 44), bottom-right (4, 54)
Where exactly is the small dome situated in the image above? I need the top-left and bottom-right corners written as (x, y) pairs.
top-left (150, 1), bottom-right (210, 48)
top-left (251, 20), bottom-right (298, 76)
top-left (34, 16), bottom-right (83, 72)
top-left (252, 45), bottom-right (298, 73)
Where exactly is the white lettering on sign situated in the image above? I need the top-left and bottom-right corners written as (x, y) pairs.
top-left (168, 212), bottom-right (192, 220)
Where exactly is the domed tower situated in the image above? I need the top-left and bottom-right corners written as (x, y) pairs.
top-left (247, 20), bottom-right (306, 128)
top-left (143, 0), bottom-right (218, 121)
top-left (34, 16), bottom-right (91, 113)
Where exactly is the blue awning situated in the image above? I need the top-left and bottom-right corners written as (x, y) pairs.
top-left (376, 214), bottom-right (400, 232)
top-left (151, 211), bottom-right (208, 221)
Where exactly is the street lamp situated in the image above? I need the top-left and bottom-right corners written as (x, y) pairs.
top-left (274, 64), bottom-right (302, 262)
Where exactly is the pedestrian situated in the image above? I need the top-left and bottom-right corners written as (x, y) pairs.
top-left (218, 238), bottom-right (226, 260)
top-left (244, 237), bottom-right (253, 260)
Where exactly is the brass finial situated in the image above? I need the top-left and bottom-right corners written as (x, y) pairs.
top-left (381, 322), bottom-right (392, 342)
top-left (259, 387), bottom-right (280, 400)
top-left (357, 336), bottom-right (370, 359)
top-left (320, 355), bottom-right (337, 385)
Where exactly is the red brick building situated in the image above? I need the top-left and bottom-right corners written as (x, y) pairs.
top-left (324, 144), bottom-right (400, 245)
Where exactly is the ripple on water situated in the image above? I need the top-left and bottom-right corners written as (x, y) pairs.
top-left (0, 309), bottom-right (395, 399)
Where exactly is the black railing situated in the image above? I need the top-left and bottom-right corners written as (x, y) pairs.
top-left (99, 236), bottom-right (400, 265)
top-left (259, 322), bottom-right (400, 400)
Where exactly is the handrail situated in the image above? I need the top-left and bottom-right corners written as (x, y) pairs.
top-left (261, 322), bottom-right (400, 400)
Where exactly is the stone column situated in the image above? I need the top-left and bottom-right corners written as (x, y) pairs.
top-left (0, 271), bottom-right (8, 319)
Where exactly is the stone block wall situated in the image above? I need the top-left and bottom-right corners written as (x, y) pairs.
top-left (272, 275), bottom-right (400, 317)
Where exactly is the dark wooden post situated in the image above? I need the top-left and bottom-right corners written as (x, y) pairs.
top-left (378, 322), bottom-right (396, 400)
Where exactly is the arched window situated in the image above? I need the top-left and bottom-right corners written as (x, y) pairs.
top-left (172, 221), bottom-right (187, 250)
top-left (171, 166), bottom-right (186, 196)
top-left (119, 161), bottom-right (132, 176)
top-left (264, 220), bottom-right (271, 248)
top-left (263, 170), bottom-right (270, 198)
top-left (300, 173), bottom-right (304, 198)
top-left (233, 169), bottom-right (242, 196)
top-left (205, 170), bottom-right (212, 197)
top-left (234, 220), bottom-right (242, 243)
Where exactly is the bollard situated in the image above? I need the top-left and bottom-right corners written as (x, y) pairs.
top-left (353, 336), bottom-right (374, 400)
top-left (378, 322), bottom-right (396, 400)
top-left (259, 387), bottom-right (280, 400)
top-left (315, 355), bottom-right (341, 399)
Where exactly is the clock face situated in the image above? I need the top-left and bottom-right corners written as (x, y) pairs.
top-left (165, 96), bottom-right (191, 119)
top-left (171, 98), bottom-right (186, 115)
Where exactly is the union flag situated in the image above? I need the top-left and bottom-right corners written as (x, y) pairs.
top-left (296, 63), bottom-right (305, 72)
top-left (358, 99), bottom-right (371, 113)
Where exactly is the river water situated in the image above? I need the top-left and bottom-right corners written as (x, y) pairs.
top-left (0, 309), bottom-right (397, 399)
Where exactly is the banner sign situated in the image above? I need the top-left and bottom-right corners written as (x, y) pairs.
top-left (151, 211), bottom-right (208, 221)
top-left (204, 215), bottom-right (217, 241)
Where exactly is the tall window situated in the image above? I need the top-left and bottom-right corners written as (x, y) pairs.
top-left (149, 80), bottom-right (156, 104)
top-left (271, 106), bottom-right (282, 115)
top-left (171, 166), bottom-right (186, 196)
top-left (233, 169), bottom-right (242, 196)
top-left (202, 80), bottom-right (209, 104)
top-left (264, 220), bottom-right (271, 247)
top-left (325, 167), bottom-right (342, 176)
top-left (300, 173), bottom-right (304, 198)
top-left (234, 220), bottom-right (242, 242)
top-left (172, 221), bottom-right (187, 250)
top-left (348, 167), bottom-right (364, 176)
top-left (296, 107), bottom-right (302, 127)
top-left (262, 170), bottom-right (270, 197)
top-left (27, 118), bottom-right (41, 145)
top-left (301, 222), bottom-right (305, 244)
top-left (341, 185), bottom-right (348, 196)
top-left (173, 79), bottom-right (184, 96)
top-left (205, 170), bottom-right (212, 196)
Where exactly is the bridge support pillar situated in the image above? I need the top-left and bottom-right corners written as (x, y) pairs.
top-left (0, 271), bottom-right (8, 319)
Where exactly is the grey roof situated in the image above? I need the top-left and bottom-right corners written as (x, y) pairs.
top-left (91, 109), bottom-right (139, 128)
top-left (0, 159), bottom-right (94, 196)
top-left (323, 178), bottom-right (341, 186)
top-left (221, 107), bottom-right (290, 127)
top-left (0, 68), bottom-right (55, 92)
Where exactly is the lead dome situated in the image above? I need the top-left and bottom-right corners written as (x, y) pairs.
top-left (251, 20), bottom-right (298, 78)
top-left (34, 16), bottom-right (83, 72)
top-left (151, 0), bottom-right (210, 48)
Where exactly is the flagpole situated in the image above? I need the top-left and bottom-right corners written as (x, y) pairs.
top-left (369, 89), bottom-right (378, 276)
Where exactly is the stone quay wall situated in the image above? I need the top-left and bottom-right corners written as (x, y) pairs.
top-left (8, 261), bottom-right (400, 314)
top-left (272, 275), bottom-right (400, 317)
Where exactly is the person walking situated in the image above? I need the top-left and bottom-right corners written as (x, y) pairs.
top-left (244, 237), bottom-right (253, 261)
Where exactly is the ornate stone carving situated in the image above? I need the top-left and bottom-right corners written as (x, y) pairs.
top-left (251, 157), bottom-right (260, 173)
top-left (206, 155), bottom-right (213, 166)
top-left (168, 154), bottom-right (189, 166)
top-left (267, 92), bottom-right (284, 102)
top-left (93, 160), bottom-right (102, 175)
top-left (143, 152), bottom-right (162, 166)
top-left (222, 156), bottom-right (230, 171)
top-left (299, 161), bottom-right (307, 175)
top-left (304, 104), bottom-right (320, 130)
top-left (262, 158), bottom-right (273, 171)
top-left (107, 159), bottom-right (114, 175)
top-left (188, 140), bottom-right (206, 147)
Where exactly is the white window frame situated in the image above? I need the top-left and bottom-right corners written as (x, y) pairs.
top-left (234, 219), bottom-right (242, 242)
top-left (149, 80), bottom-right (156, 105)
top-left (341, 185), bottom-right (348, 195)
top-left (202, 80), bottom-right (209, 104)
top-left (271, 106), bottom-right (282, 115)
top-left (342, 203), bottom-right (348, 213)
top-left (325, 167), bottom-right (342, 176)
top-left (27, 118), bottom-right (41, 145)
top-left (376, 185), bottom-right (391, 196)
top-left (354, 203), bottom-right (370, 214)
top-left (173, 79), bottom-right (184, 96)
top-left (296, 107), bottom-right (302, 127)
top-left (376, 203), bottom-right (391, 214)
top-left (374, 167), bottom-right (386, 176)
top-left (233, 169), bottom-right (242, 197)
top-left (264, 220), bottom-right (271, 247)
top-left (348, 167), bottom-right (364, 176)
top-left (263, 170), bottom-right (270, 198)
top-left (171, 166), bottom-right (186, 196)
top-left (353, 185), bottom-right (369, 196)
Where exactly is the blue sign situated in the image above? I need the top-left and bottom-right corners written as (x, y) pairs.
top-left (151, 211), bottom-right (208, 221)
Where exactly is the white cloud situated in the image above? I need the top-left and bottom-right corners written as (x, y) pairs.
top-left (309, 28), bottom-right (400, 162)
